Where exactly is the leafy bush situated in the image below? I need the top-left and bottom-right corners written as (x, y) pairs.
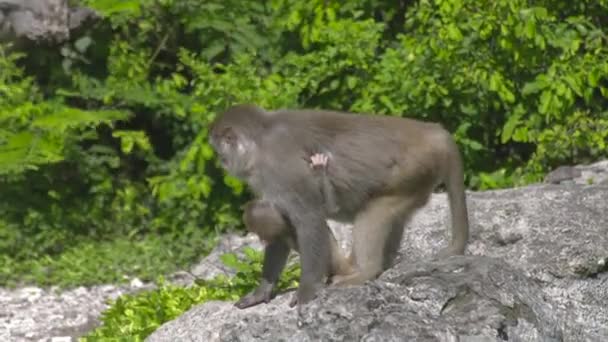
top-left (0, 227), bottom-right (216, 288)
top-left (0, 43), bottom-right (137, 264)
top-left (352, 0), bottom-right (608, 188)
top-left (83, 248), bottom-right (300, 340)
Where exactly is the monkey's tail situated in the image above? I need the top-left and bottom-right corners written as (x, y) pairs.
top-left (444, 138), bottom-right (470, 253)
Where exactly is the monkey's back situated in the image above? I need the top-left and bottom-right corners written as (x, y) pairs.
top-left (269, 109), bottom-right (448, 215)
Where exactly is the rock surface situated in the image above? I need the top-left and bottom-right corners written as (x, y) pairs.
top-left (148, 176), bottom-right (608, 340)
top-left (544, 160), bottom-right (608, 185)
top-left (0, 282), bottom-right (153, 342)
top-left (0, 0), bottom-right (97, 42)
top-left (148, 256), bottom-right (565, 342)
top-left (189, 233), bottom-right (264, 282)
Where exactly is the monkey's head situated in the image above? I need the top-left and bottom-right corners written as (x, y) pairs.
top-left (209, 104), bottom-right (268, 178)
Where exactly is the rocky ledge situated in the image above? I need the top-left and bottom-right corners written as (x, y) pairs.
top-left (3, 161), bottom-right (608, 341)
top-left (148, 162), bottom-right (608, 341)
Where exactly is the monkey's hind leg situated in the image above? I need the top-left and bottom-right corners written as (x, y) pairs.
top-left (327, 231), bottom-right (355, 281)
top-left (332, 195), bottom-right (416, 286)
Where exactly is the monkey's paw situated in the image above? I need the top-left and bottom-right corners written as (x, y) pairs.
top-left (234, 288), bottom-right (273, 309)
top-left (289, 284), bottom-right (319, 308)
top-left (309, 153), bottom-right (329, 170)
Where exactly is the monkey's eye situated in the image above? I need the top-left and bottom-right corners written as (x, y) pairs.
top-left (222, 128), bottom-right (237, 145)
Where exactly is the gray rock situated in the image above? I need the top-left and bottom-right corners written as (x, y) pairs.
top-left (0, 0), bottom-right (97, 42)
top-left (148, 257), bottom-right (564, 342)
top-left (404, 184), bottom-right (608, 340)
top-left (544, 165), bottom-right (581, 184)
top-left (147, 183), bottom-right (608, 342)
top-left (189, 232), bottom-right (264, 282)
top-left (544, 159), bottom-right (608, 185)
top-left (0, 282), bottom-right (154, 342)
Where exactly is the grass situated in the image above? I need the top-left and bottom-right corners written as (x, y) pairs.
top-left (0, 229), bottom-right (217, 288)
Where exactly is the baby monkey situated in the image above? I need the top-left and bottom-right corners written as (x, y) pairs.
top-left (309, 152), bottom-right (340, 215)
top-left (236, 152), bottom-right (350, 309)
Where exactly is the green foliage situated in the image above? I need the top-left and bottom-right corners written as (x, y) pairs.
top-left (0, 44), bottom-right (146, 270)
top-left (85, 282), bottom-right (222, 340)
top-left (83, 247), bottom-right (300, 340)
top-left (0, 227), bottom-right (215, 288)
top-left (218, 247), bottom-right (301, 292)
top-left (1, 0), bottom-right (607, 304)
top-left (351, 0), bottom-right (608, 187)
top-left (0, 44), bottom-right (130, 176)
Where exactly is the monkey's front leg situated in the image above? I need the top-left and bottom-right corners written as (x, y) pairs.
top-left (234, 239), bottom-right (290, 309)
top-left (290, 210), bottom-right (332, 307)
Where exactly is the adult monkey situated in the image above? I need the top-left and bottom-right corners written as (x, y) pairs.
top-left (208, 104), bottom-right (469, 307)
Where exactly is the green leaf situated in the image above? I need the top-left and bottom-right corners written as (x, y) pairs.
top-left (588, 69), bottom-right (600, 87)
top-left (522, 76), bottom-right (549, 95)
top-left (346, 76), bottom-right (358, 89)
top-left (31, 108), bottom-right (129, 131)
top-left (85, 0), bottom-right (141, 16)
top-left (224, 175), bottom-right (244, 195)
top-left (525, 19), bottom-right (536, 39)
top-left (563, 75), bottom-right (582, 96)
top-left (513, 126), bottom-right (529, 142)
top-left (447, 24), bottom-right (463, 41)
top-left (219, 253), bottom-right (241, 270)
top-left (500, 85), bottom-right (515, 103)
top-left (112, 130), bottom-right (151, 154)
top-left (74, 36), bottom-right (93, 53)
top-left (489, 72), bottom-right (500, 91)
top-left (538, 91), bottom-right (552, 114)
top-left (501, 106), bottom-right (524, 143)
top-left (459, 104), bottom-right (478, 116)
